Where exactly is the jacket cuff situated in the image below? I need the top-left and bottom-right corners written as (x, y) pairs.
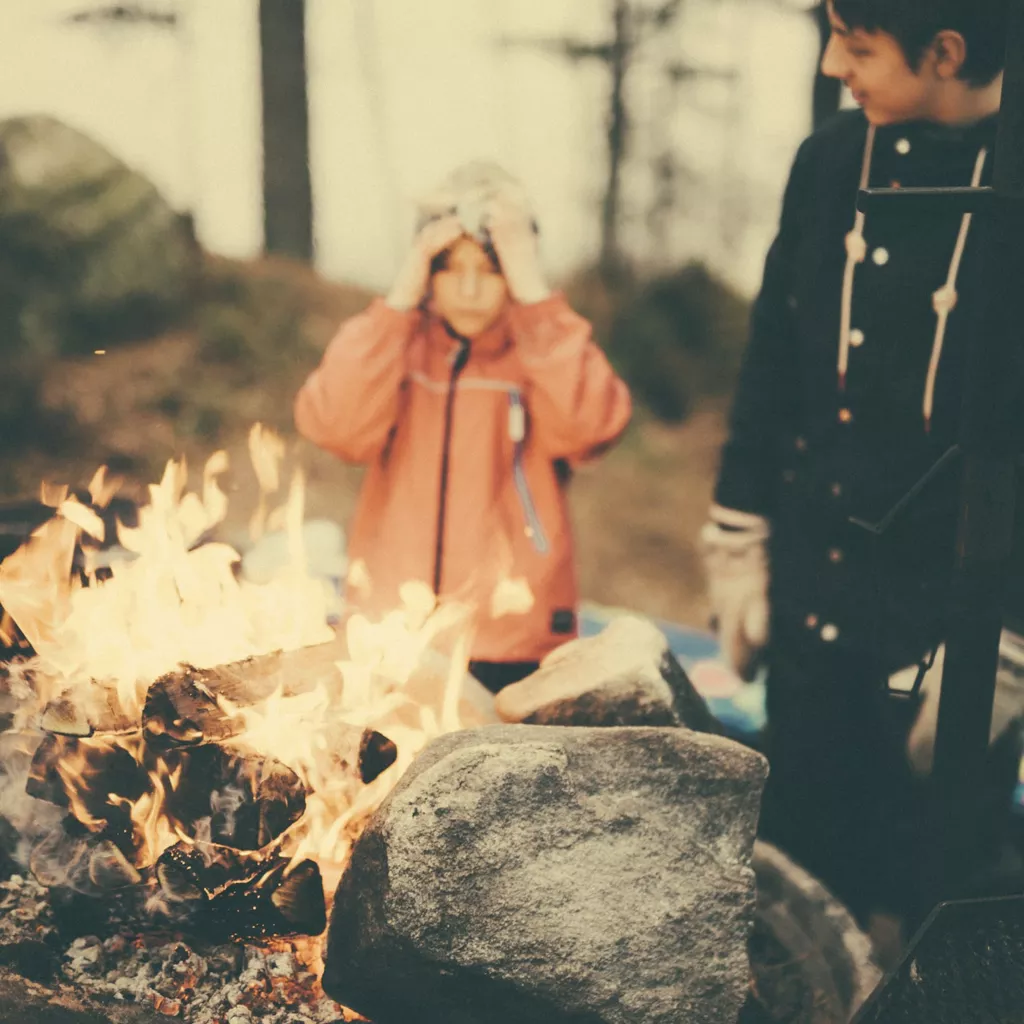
top-left (709, 503), bottom-right (770, 538)
top-left (374, 296), bottom-right (421, 325)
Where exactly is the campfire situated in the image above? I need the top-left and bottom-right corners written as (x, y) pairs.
top-left (0, 426), bottom-right (881, 1024)
top-left (0, 425), bottom-right (502, 1023)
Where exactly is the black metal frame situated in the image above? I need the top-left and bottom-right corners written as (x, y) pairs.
top-left (851, 0), bottom-right (1024, 905)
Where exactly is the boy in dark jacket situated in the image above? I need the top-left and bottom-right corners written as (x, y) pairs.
top-left (701, 0), bottom-right (1010, 928)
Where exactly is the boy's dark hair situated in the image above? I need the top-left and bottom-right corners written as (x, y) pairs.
top-left (832, 0), bottom-right (1007, 86)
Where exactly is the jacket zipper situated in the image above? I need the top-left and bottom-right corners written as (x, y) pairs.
top-left (433, 335), bottom-right (471, 595)
top-left (509, 388), bottom-right (549, 555)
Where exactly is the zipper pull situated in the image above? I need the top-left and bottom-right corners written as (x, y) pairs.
top-left (509, 393), bottom-right (526, 443)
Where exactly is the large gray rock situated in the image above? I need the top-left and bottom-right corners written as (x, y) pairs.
top-left (0, 115), bottom-right (196, 431)
top-left (324, 724), bottom-right (768, 1024)
top-left (495, 615), bottom-right (722, 733)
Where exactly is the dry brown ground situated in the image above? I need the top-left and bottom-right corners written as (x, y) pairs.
top-left (3, 256), bottom-right (725, 630)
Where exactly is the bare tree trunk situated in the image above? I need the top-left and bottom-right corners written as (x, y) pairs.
top-left (811, 1), bottom-right (841, 131)
top-left (600, 0), bottom-right (631, 282)
top-left (259, 0), bottom-right (314, 261)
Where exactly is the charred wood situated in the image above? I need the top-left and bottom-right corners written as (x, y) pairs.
top-left (358, 729), bottom-right (397, 784)
top-left (26, 735), bottom-right (146, 831)
top-left (140, 635), bottom-right (348, 750)
top-left (155, 843), bottom-right (326, 941)
top-left (161, 744), bottom-right (306, 852)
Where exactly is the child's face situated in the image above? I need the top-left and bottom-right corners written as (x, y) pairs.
top-left (821, 1), bottom-right (942, 126)
top-left (431, 236), bottom-right (509, 338)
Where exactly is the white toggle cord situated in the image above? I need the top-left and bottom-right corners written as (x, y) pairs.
top-left (838, 125), bottom-right (876, 392)
top-left (837, 125), bottom-right (988, 431)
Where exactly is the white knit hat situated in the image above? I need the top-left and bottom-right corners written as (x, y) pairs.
top-left (415, 160), bottom-right (538, 241)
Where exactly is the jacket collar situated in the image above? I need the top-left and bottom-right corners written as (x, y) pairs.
top-left (420, 300), bottom-right (514, 361)
top-left (875, 111), bottom-right (1000, 149)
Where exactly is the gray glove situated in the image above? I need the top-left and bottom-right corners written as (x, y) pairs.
top-left (699, 504), bottom-right (770, 681)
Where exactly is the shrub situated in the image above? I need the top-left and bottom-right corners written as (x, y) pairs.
top-left (606, 263), bottom-right (750, 422)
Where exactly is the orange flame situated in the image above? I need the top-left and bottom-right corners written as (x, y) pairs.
top-left (1, 424), bottom-right (531, 896)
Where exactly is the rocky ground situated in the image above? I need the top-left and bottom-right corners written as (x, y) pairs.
top-left (0, 874), bottom-right (351, 1024)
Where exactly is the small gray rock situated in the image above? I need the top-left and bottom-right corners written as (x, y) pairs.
top-left (495, 615), bottom-right (721, 732)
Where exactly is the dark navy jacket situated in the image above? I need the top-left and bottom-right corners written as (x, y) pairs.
top-left (715, 109), bottom-right (1011, 672)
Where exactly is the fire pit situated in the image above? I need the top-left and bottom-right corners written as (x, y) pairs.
top-left (0, 430), bottom-right (881, 1023)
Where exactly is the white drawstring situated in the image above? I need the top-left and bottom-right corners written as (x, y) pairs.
top-left (838, 125), bottom-right (876, 392)
top-left (837, 128), bottom-right (988, 430)
top-left (922, 145), bottom-right (988, 431)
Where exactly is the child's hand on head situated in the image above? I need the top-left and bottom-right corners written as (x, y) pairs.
top-left (486, 197), bottom-right (550, 305)
top-left (386, 215), bottom-right (464, 311)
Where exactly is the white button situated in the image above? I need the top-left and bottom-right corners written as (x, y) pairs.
top-left (820, 623), bottom-right (840, 642)
top-left (872, 247), bottom-right (890, 266)
top-left (849, 328), bottom-right (865, 347)
top-left (895, 138), bottom-right (911, 155)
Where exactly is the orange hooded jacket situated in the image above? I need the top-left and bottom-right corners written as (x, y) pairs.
top-left (294, 292), bottom-right (632, 662)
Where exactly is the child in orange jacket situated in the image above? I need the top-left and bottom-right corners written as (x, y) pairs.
top-left (295, 162), bottom-right (632, 693)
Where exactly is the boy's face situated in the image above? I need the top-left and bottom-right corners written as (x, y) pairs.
top-left (432, 236), bottom-right (509, 338)
top-left (821, 1), bottom-right (942, 125)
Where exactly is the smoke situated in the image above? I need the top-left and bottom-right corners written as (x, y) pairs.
top-left (0, 732), bottom-right (62, 873)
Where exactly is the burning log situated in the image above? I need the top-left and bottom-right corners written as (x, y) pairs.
top-left (163, 744), bottom-right (307, 852)
top-left (26, 734), bottom-right (147, 832)
top-left (214, 857), bottom-right (327, 941)
top-left (141, 662), bottom-right (398, 784)
top-left (38, 698), bottom-right (92, 738)
top-left (358, 728), bottom-right (398, 784)
top-left (141, 636), bottom-right (349, 751)
top-left (37, 687), bottom-right (136, 739)
top-left (156, 843), bottom-right (327, 941)
top-left (142, 671), bottom-right (240, 749)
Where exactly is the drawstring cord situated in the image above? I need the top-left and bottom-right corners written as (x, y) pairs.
top-left (922, 146), bottom-right (988, 430)
top-left (837, 127), bottom-right (988, 430)
top-left (838, 125), bottom-right (876, 392)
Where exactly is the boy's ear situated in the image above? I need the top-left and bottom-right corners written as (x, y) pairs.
top-left (931, 29), bottom-right (968, 80)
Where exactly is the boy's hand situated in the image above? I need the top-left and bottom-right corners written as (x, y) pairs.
top-left (386, 215), bottom-right (464, 310)
top-left (487, 198), bottom-right (550, 305)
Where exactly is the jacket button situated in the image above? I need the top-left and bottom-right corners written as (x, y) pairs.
top-left (849, 328), bottom-right (865, 347)
top-left (828, 548), bottom-right (843, 563)
top-left (795, 436), bottom-right (808, 451)
top-left (820, 623), bottom-right (840, 642)
top-left (895, 137), bottom-right (911, 155)
top-left (838, 408), bottom-right (854, 424)
top-left (872, 247), bottom-right (890, 266)
top-left (830, 482), bottom-right (843, 497)
top-left (805, 613), bottom-right (819, 629)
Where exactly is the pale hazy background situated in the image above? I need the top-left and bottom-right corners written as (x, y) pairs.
top-left (0, 0), bottom-right (826, 297)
